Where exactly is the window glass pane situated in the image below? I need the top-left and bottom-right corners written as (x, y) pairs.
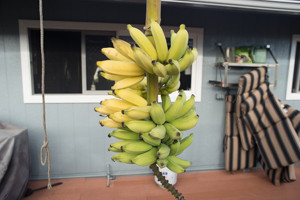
top-left (85, 33), bottom-right (116, 91)
top-left (29, 29), bottom-right (82, 94)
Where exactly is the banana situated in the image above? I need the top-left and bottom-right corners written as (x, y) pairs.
top-left (130, 80), bottom-right (147, 91)
top-left (156, 158), bottom-right (168, 168)
top-left (97, 60), bottom-right (144, 76)
top-left (132, 45), bottom-right (154, 74)
top-left (167, 24), bottom-right (189, 61)
top-left (111, 76), bottom-right (144, 90)
top-left (152, 60), bottom-right (167, 77)
top-left (161, 133), bottom-right (170, 144)
top-left (149, 124), bottom-right (166, 139)
top-left (169, 140), bottom-right (181, 155)
top-left (101, 98), bottom-right (135, 112)
top-left (175, 133), bottom-right (194, 156)
top-left (114, 89), bottom-right (148, 107)
top-left (150, 101), bottom-right (166, 125)
top-left (131, 147), bottom-right (158, 166)
top-left (109, 111), bottom-right (133, 123)
top-left (164, 122), bottom-right (183, 140)
top-left (100, 72), bottom-right (128, 82)
top-left (165, 94), bottom-right (183, 122)
top-left (170, 29), bottom-right (177, 47)
top-left (165, 59), bottom-right (180, 75)
top-left (177, 94), bottom-right (195, 118)
top-left (161, 94), bottom-right (172, 112)
top-left (108, 128), bottom-right (141, 140)
top-left (168, 155), bottom-right (192, 169)
top-left (101, 47), bottom-right (132, 62)
top-left (170, 113), bottom-right (199, 131)
top-left (122, 141), bottom-right (153, 154)
top-left (179, 89), bottom-right (186, 103)
top-left (163, 80), bottom-right (180, 95)
top-left (140, 132), bottom-right (161, 146)
top-left (157, 143), bottom-right (171, 159)
top-left (110, 140), bottom-right (139, 151)
top-left (159, 75), bottom-right (170, 85)
top-left (178, 48), bottom-right (194, 72)
top-left (150, 19), bottom-right (168, 62)
top-left (99, 117), bottom-right (122, 128)
top-left (165, 73), bottom-right (181, 89)
top-left (192, 47), bottom-right (198, 62)
top-left (111, 37), bottom-right (135, 61)
top-left (111, 152), bottom-right (138, 164)
top-left (123, 120), bottom-right (156, 133)
top-left (108, 146), bottom-right (122, 152)
top-left (166, 156), bottom-right (185, 173)
top-left (122, 106), bottom-right (151, 120)
top-left (127, 24), bottom-right (157, 60)
top-left (94, 105), bottom-right (116, 116)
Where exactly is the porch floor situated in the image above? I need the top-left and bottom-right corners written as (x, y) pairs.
top-left (23, 166), bottom-right (300, 200)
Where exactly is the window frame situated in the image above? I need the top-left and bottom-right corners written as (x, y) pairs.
top-left (19, 20), bottom-right (203, 103)
top-left (286, 34), bottom-right (300, 100)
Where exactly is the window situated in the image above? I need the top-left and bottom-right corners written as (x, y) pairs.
top-left (286, 34), bottom-right (300, 100)
top-left (19, 20), bottom-right (203, 103)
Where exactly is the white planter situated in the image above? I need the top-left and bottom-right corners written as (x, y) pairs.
top-left (154, 166), bottom-right (177, 188)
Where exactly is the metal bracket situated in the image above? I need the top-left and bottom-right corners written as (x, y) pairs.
top-left (106, 164), bottom-right (115, 187)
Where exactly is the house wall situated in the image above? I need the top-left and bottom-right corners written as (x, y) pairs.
top-left (0, 0), bottom-right (299, 179)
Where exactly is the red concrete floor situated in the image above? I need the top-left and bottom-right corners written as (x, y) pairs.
top-left (23, 166), bottom-right (300, 200)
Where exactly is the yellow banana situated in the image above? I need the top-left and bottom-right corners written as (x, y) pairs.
top-left (167, 24), bottom-right (189, 61)
top-left (110, 140), bottom-right (139, 150)
top-left (111, 37), bottom-right (135, 61)
top-left (152, 60), bottom-right (167, 77)
top-left (122, 141), bottom-right (153, 154)
top-left (94, 105), bottom-right (116, 115)
top-left (165, 94), bottom-right (183, 122)
top-left (131, 147), bottom-right (158, 166)
top-left (177, 94), bottom-right (195, 118)
top-left (123, 120), bottom-right (156, 133)
top-left (109, 128), bottom-right (141, 140)
top-left (109, 111), bottom-right (133, 123)
top-left (101, 47), bottom-right (132, 61)
top-left (150, 19), bottom-right (168, 62)
top-left (127, 24), bottom-right (157, 60)
top-left (111, 76), bottom-right (144, 90)
top-left (122, 106), bottom-right (151, 120)
top-left (178, 48), bottom-right (194, 72)
top-left (170, 29), bottom-right (177, 47)
top-left (165, 59), bottom-right (180, 75)
top-left (97, 60), bottom-right (145, 76)
top-left (114, 89), bottom-right (147, 107)
top-left (100, 72), bottom-right (127, 81)
top-left (150, 101), bottom-right (166, 125)
top-left (99, 117), bottom-right (122, 128)
top-left (101, 98), bottom-right (135, 112)
top-left (132, 45), bottom-right (154, 74)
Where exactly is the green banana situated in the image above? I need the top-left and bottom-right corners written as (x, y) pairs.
top-left (149, 125), bottom-right (166, 139)
top-left (122, 106), bottom-right (151, 120)
top-left (159, 75), bottom-right (170, 85)
top-left (122, 141), bottom-right (153, 154)
top-left (168, 155), bottom-right (192, 169)
top-left (161, 94), bottom-right (172, 112)
top-left (161, 133), bottom-right (170, 144)
top-left (164, 122), bottom-right (183, 140)
top-left (152, 60), bottom-right (167, 77)
top-left (165, 73), bottom-right (180, 90)
top-left (99, 117), bottom-right (122, 128)
top-left (166, 59), bottom-right (180, 75)
top-left (178, 48), bottom-right (194, 72)
top-left (170, 29), bottom-right (177, 47)
top-left (140, 132), bottom-right (161, 146)
top-left (111, 37), bottom-right (135, 61)
top-left (131, 148), bottom-right (158, 166)
top-left (110, 140), bottom-right (139, 151)
top-left (166, 156), bottom-right (185, 173)
top-left (108, 128), bottom-right (141, 140)
top-left (123, 120), bottom-right (156, 133)
top-left (170, 113), bottom-right (199, 131)
top-left (150, 19), bottom-right (168, 62)
top-left (167, 24), bottom-right (189, 61)
top-left (157, 143), bottom-right (171, 159)
top-left (165, 94), bottom-right (183, 122)
top-left (114, 89), bottom-right (147, 107)
top-left (192, 47), bottom-right (198, 62)
top-left (175, 133), bottom-right (194, 156)
top-left (111, 152), bottom-right (138, 164)
top-left (127, 24), bottom-right (157, 60)
top-left (156, 158), bottom-right (168, 169)
top-left (177, 94), bottom-right (195, 118)
top-left (132, 45), bottom-right (154, 74)
top-left (169, 140), bottom-right (181, 155)
top-left (108, 146), bottom-right (122, 152)
top-left (150, 101), bottom-right (166, 125)
top-left (179, 89), bottom-right (186, 103)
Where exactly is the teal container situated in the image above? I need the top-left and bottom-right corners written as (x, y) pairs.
top-left (251, 46), bottom-right (267, 63)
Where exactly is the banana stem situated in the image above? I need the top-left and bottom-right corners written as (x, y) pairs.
top-left (150, 163), bottom-right (185, 200)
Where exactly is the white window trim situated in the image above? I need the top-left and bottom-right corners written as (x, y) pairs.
top-left (286, 34), bottom-right (300, 100)
top-left (19, 20), bottom-right (203, 103)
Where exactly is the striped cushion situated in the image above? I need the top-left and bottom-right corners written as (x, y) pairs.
top-left (284, 104), bottom-right (300, 136)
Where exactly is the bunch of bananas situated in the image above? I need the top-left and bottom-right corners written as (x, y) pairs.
top-left (94, 19), bottom-right (199, 174)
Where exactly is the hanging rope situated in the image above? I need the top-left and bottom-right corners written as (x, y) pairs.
top-left (39, 0), bottom-right (52, 190)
